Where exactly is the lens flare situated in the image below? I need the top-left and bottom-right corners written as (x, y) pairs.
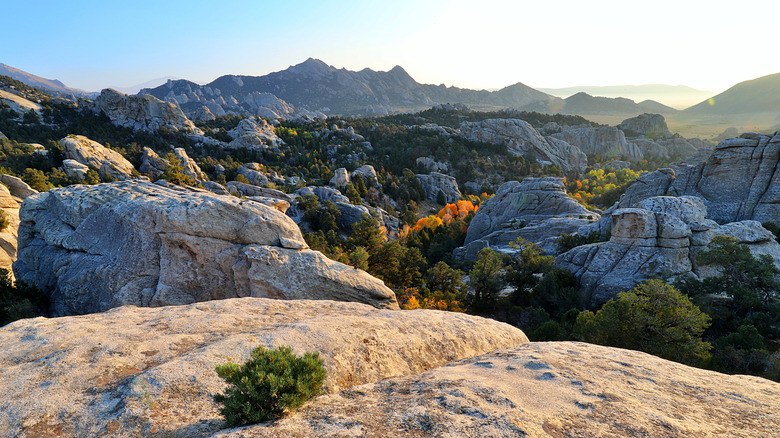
top-left (708, 98), bottom-right (715, 106)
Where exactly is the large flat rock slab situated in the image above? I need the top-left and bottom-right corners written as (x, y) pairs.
top-left (0, 298), bottom-right (528, 437)
top-left (216, 342), bottom-right (780, 438)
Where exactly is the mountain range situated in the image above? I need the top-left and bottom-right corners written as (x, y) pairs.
top-left (540, 84), bottom-right (713, 110)
top-left (2, 59), bottom-right (779, 131)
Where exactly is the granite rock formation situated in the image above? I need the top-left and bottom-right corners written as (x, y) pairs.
top-left (0, 298), bottom-right (528, 437)
top-left (556, 195), bottom-right (780, 304)
top-left (416, 172), bottom-right (462, 204)
top-left (226, 118), bottom-right (282, 150)
top-left (459, 119), bottom-right (587, 175)
top-left (0, 177), bottom-right (37, 277)
top-left (669, 131), bottom-right (779, 224)
top-left (455, 178), bottom-right (599, 259)
top-left (617, 113), bottom-right (671, 137)
top-left (14, 181), bottom-right (397, 316)
top-left (89, 88), bottom-right (201, 134)
top-left (60, 135), bottom-right (136, 181)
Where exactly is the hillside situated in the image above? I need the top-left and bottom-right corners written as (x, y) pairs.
top-left (540, 84), bottom-right (713, 109)
top-left (685, 72), bottom-right (780, 114)
top-left (0, 63), bottom-right (93, 98)
top-left (559, 92), bottom-right (676, 115)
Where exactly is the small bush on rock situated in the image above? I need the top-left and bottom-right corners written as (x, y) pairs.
top-left (214, 345), bottom-right (327, 426)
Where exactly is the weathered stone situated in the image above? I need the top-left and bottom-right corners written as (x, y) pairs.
top-left (557, 195), bottom-right (780, 304)
top-left (226, 181), bottom-right (293, 202)
top-left (329, 168), bottom-right (350, 188)
top-left (201, 181), bottom-right (230, 196)
top-left (618, 113), bottom-right (671, 137)
top-left (669, 132), bottom-right (780, 224)
top-left (551, 125), bottom-right (641, 161)
top-left (0, 175), bottom-right (37, 199)
top-left (236, 165), bottom-right (269, 187)
top-left (416, 172), bottom-right (461, 204)
top-left (14, 181), bottom-right (397, 316)
top-left (0, 298), bottom-right (528, 437)
top-left (174, 148), bottom-right (207, 181)
top-left (138, 147), bottom-right (168, 178)
top-left (459, 119), bottom-right (587, 175)
top-left (351, 164), bottom-right (378, 184)
top-left (0, 183), bottom-right (25, 277)
top-left (457, 178), bottom-right (598, 258)
top-left (213, 341), bottom-right (780, 438)
top-left (415, 156), bottom-right (448, 173)
top-left (61, 159), bottom-right (90, 180)
top-left (60, 135), bottom-right (136, 181)
top-left (227, 118), bottom-right (281, 150)
top-left (90, 88), bottom-right (201, 134)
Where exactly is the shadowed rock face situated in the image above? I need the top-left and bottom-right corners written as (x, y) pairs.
top-left (0, 297), bottom-right (528, 437)
top-left (215, 341), bottom-right (780, 438)
top-left (557, 195), bottom-right (780, 304)
top-left (14, 181), bottom-right (397, 315)
top-left (456, 178), bottom-right (598, 259)
top-left (670, 131), bottom-right (780, 224)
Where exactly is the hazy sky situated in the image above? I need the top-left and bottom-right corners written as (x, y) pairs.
top-left (3, 0), bottom-right (779, 93)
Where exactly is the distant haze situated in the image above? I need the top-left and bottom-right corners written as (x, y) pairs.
top-left (538, 85), bottom-right (715, 110)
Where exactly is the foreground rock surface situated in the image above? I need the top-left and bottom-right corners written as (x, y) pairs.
top-left (215, 342), bottom-right (780, 438)
top-left (14, 181), bottom-right (397, 315)
top-left (0, 298), bottom-right (528, 437)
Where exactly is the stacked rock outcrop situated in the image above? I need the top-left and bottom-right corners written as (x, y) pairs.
top-left (89, 88), bottom-right (201, 134)
top-left (556, 196), bottom-right (780, 304)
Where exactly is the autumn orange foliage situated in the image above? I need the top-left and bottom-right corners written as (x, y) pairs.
top-left (405, 200), bottom-right (480, 235)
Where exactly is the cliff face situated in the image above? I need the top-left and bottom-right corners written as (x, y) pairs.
top-left (669, 132), bottom-right (780, 224)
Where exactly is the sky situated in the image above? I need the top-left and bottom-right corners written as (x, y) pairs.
top-left (2, 0), bottom-right (780, 93)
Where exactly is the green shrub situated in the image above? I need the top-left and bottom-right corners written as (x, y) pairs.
top-left (214, 345), bottom-right (327, 426)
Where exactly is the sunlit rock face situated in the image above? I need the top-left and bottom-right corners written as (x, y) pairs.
top-left (14, 180), bottom-right (398, 316)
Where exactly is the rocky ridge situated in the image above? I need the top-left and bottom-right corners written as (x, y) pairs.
top-left (141, 58), bottom-right (557, 117)
top-left (459, 118), bottom-right (588, 175)
top-left (14, 181), bottom-right (397, 316)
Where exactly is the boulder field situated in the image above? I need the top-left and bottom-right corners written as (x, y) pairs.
top-left (13, 180), bottom-right (397, 316)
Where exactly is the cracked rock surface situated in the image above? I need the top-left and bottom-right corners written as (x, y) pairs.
top-left (0, 298), bottom-right (528, 437)
top-left (14, 181), bottom-right (397, 315)
top-left (214, 341), bottom-right (780, 438)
